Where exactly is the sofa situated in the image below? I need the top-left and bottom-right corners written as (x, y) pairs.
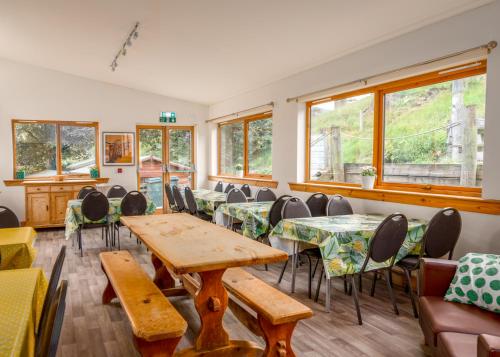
top-left (418, 258), bottom-right (500, 357)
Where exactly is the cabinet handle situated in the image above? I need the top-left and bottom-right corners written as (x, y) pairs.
top-left (46, 205), bottom-right (49, 211)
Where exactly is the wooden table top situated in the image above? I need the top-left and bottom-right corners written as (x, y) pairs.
top-left (120, 214), bottom-right (288, 275)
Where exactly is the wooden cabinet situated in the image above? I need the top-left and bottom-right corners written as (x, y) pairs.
top-left (26, 193), bottom-right (51, 226)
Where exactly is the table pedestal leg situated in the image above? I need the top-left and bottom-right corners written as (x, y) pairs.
top-left (151, 253), bottom-right (175, 289)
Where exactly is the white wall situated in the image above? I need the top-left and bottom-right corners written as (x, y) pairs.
top-left (209, 1), bottom-right (500, 256)
top-left (0, 58), bottom-right (209, 220)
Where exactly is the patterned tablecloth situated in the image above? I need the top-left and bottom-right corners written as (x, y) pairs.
top-left (269, 214), bottom-right (426, 278)
top-left (64, 197), bottom-right (156, 240)
top-left (215, 201), bottom-right (274, 239)
top-left (0, 268), bottom-right (48, 357)
top-left (0, 227), bottom-right (37, 270)
top-left (192, 189), bottom-right (227, 215)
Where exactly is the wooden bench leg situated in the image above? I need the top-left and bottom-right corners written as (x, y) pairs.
top-left (258, 315), bottom-right (297, 357)
top-left (133, 336), bottom-right (181, 357)
top-left (101, 266), bottom-right (117, 304)
top-left (151, 253), bottom-right (175, 289)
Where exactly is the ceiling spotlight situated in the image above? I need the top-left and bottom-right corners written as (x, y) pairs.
top-left (133, 31), bottom-right (139, 39)
top-left (109, 21), bottom-right (140, 72)
top-left (127, 39), bottom-right (132, 46)
top-left (122, 47), bottom-right (127, 56)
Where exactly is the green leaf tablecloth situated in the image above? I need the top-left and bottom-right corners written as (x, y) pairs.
top-left (216, 201), bottom-right (274, 239)
top-left (192, 189), bottom-right (227, 215)
top-left (269, 214), bottom-right (426, 278)
top-left (64, 197), bottom-right (156, 240)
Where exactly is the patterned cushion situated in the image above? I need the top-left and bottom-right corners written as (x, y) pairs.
top-left (444, 253), bottom-right (500, 313)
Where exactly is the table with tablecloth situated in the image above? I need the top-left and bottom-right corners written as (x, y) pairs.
top-left (0, 268), bottom-right (48, 357)
top-left (191, 189), bottom-right (227, 215)
top-left (215, 201), bottom-right (273, 239)
top-left (0, 227), bottom-right (37, 270)
top-left (64, 197), bottom-right (156, 239)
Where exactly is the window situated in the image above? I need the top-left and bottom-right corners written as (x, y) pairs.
top-left (218, 112), bottom-right (272, 178)
top-left (306, 61), bottom-right (487, 195)
top-left (13, 120), bottom-right (99, 178)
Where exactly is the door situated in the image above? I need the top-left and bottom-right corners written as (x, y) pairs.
top-left (27, 193), bottom-right (50, 226)
top-left (166, 126), bottom-right (195, 189)
top-left (51, 192), bottom-right (73, 224)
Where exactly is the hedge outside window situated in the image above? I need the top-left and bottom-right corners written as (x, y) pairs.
top-left (12, 120), bottom-right (99, 178)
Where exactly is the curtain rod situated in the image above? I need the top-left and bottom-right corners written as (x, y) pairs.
top-left (286, 40), bottom-right (497, 103)
top-left (206, 102), bottom-right (274, 123)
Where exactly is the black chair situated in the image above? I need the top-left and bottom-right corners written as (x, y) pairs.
top-left (395, 207), bottom-right (462, 318)
top-left (36, 280), bottom-right (68, 357)
top-left (106, 185), bottom-right (127, 198)
top-left (214, 181), bottom-right (224, 192)
top-left (114, 191), bottom-right (147, 249)
top-left (172, 185), bottom-right (186, 212)
top-left (226, 188), bottom-right (248, 230)
top-left (255, 187), bottom-right (277, 202)
top-left (326, 195), bottom-right (354, 216)
top-left (76, 191), bottom-right (110, 257)
top-left (306, 193), bottom-right (328, 217)
top-left (164, 184), bottom-right (179, 212)
top-left (37, 246), bottom-right (66, 350)
top-left (0, 206), bottom-right (20, 228)
top-left (224, 183), bottom-right (235, 194)
top-left (240, 184), bottom-right (251, 198)
top-left (185, 187), bottom-right (212, 221)
top-left (77, 185), bottom-right (97, 199)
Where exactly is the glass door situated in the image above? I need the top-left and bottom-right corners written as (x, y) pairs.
top-left (166, 126), bottom-right (195, 189)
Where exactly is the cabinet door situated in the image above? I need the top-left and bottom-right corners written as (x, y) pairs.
top-left (27, 193), bottom-right (51, 226)
top-left (51, 192), bottom-right (73, 224)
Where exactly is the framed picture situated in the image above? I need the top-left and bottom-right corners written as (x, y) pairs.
top-left (102, 132), bottom-right (135, 166)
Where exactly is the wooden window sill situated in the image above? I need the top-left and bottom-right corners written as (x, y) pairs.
top-left (289, 182), bottom-right (500, 215)
top-left (208, 175), bottom-right (278, 188)
top-left (3, 177), bottom-right (110, 187)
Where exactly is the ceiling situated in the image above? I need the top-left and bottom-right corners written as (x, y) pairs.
top-left (0, 0), bottom-right (493, 104)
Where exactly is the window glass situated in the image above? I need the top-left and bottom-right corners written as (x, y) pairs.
top-left (220, 122), bottom-right (244, 177)
top-left (61, 125), bottom-right (96, 174)
top-left (248, 118), bottom-right (272, 176)
top-left (15, 123), bottom-right (57, 177)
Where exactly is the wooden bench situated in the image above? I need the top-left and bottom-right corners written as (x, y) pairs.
top-left (222, 268), bottom-right (313, 357)
top-left (100, 251), bottom-right (187, 357)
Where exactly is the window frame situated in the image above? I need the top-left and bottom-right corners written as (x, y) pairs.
top-left (305, 60), bottom-right (487, 197)
top-left (218, 111), bottom-right (273, 179)
top-left (12, 119), bottom-right (100, 179)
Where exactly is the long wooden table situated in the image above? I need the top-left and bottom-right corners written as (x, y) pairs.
top-left (120, 213), bottom-right (288, 356)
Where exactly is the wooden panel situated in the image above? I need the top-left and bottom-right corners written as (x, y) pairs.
top-left (26, 193), bottom-right (50, 226)
top-left (208, 175), bottom-right (278, 189)
top-left (50, 185), bottom-right (73, 192)
top-left (26, 186), bottom-right (50, 193)
top-left (50, 192), bottom-right (73, 224)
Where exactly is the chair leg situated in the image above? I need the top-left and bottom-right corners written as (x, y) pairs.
top-left (351, 275), bottom-right (362, 325)
top-left (359, 274), bottom-right (363, 293)
top-left (78, 229), bottom-right (83, 257)
top-left (307, 255), bottom-right (312, 299)
top-left (314, 265), bottom-right (324, 302)
top-left (312, 258), bottom-right (320, 279)
top-left (404, 268), bottom-right (418, 318)
top-left (116, 225), bottom-right (121, 250)
top-left (343, 275), bottom-right (348, 295)
top-left (277, 258), bottom-right (288, 284)
top-left (370, 271), bottom-right (378, 297)
top-left (384, 269), bottom-right (399, 315)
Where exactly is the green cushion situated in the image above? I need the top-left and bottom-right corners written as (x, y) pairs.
top-left (444, 253), bottom-right (500, 313)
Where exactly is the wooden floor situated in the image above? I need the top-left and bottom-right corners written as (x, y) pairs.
top-left (33, 227), bottom-right (428, 357)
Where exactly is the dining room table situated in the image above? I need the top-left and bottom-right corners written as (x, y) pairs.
top-left (191, 189), bottom-right (228, 215)
top-left (0, 268), bottom-right (47, 357)
top-left (0, 227), bottom-right (37, 270)
top-left (214, 201), bottom-right (274, 239)
top-left (120, 213), bottom-right (288, 355)
top-left (268, 213), bottom-right (427, 310)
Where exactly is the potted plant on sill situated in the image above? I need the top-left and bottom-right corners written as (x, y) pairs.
top-left (90, 166), bottom-right (99, 179)
top-left (361, 166), bottom-right (376, 190)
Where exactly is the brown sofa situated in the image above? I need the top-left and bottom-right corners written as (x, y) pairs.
top-left (419, 258), bottom-right (500, 357)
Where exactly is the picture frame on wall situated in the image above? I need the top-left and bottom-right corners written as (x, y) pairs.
top-left (102, 132), bottom-right (135, 166)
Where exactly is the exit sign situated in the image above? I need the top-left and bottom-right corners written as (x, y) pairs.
top-left (160, 111), bottom-right (176, 123)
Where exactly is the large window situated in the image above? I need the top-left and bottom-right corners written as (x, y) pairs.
top-left (218, 112), bottom-right (272, 178)
top-left (13, 120), bottom-right (99, 178)
top-left (306, 61), bottom-right (487, 195)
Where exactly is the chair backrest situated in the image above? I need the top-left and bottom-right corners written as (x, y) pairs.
top-left (214, 181), bottom-right (224, 192)
top-left (423, 207), bottom-right (462, 259)
top-left (306, 193), bottom-right (328, 217)
top-left (172, 185), bottom-right (186, 211)
top-left (0, 206), bottom-right (20, 228)
top-left (120, 191), bottom-right (147, 216)
top-left (106, 185), bottom-right (127, 198)
top-left (164, 184), bottom-right (177, 210)
top-left (224, 183), bottom-right (235, 194)
top-left (184, 187), bottom-right (198, 215)
top-left (36, 280), bottom-right (68, 357)
top-left (240, 184), bottom-right (251, 198)
top-left (326, 194), bottom-right (354, 216)
top-left (226, 188), bottom-right (247, 204)
top-left (268, 195), bottom-right (292, 228)
top-left (81, 191), bottom-right (109, 222)
top-left (255, 187), bottom-right (277, 202)
top-left (77, 185), bottom-right (97, 199)
top-left (37, 246), bottom-right (66, 348)
top-left (281, 197), bottom-right (312, 220)
top-left (364, 213), bottom-right (408, 268)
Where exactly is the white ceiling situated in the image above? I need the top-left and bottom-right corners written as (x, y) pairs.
top-left (0, 0), bottom-right (493, 104)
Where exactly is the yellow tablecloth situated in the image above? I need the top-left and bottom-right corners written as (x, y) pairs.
top-left (0, 268), bottom-right (48, 357)
top-left (0, 228), bottom-right (37, 270)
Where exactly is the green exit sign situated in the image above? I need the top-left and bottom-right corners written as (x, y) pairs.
top-left (160, 111), bottom-right (176, 123)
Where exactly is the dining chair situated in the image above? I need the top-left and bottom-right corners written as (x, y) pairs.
top-left (224, 183), bottom-right (235, 194)
top-left (164, 184), bottom-right (179, 212)
top-left (172, 185), bottom-right (186, 212)
top-left (240, 184), bottom-right (251, 198)
top-left (255, 187), bottom-right (277, 202)
top-left (306, 192), bottom-right (328, 217)
top-left (35, 280), bottom-right (68, 357)
top-left (226, 188), bottom-right (248, 230)
top-left (326, 194), bottom-right (354, 216)
top-left (77, 186), bottom-right (97, 199)
top-left (76, 191), bottom-right (110, 257)
top-left (394, 207), bottom-right (461, 317)
top-left (184, 187), bottom-right (212, 221)
top-left (214, 181), bottom-right (224, 192)
top-left (114, 191), bottom-right (147, 249)
top-left (0, 206), bottom-right (20, 228)
top-left (106, 185), bottom-right (127, 198)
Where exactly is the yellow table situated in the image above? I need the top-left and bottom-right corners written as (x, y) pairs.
top-left (0, 268), bottom-right (48, 357)
top-left (0, 227), bottom-right (37, 270)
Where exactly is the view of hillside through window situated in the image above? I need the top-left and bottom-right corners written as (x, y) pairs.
top-left (220, 122), bottom-right (244, 176)
top-left (248, 118), bottom-right (272, 176)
